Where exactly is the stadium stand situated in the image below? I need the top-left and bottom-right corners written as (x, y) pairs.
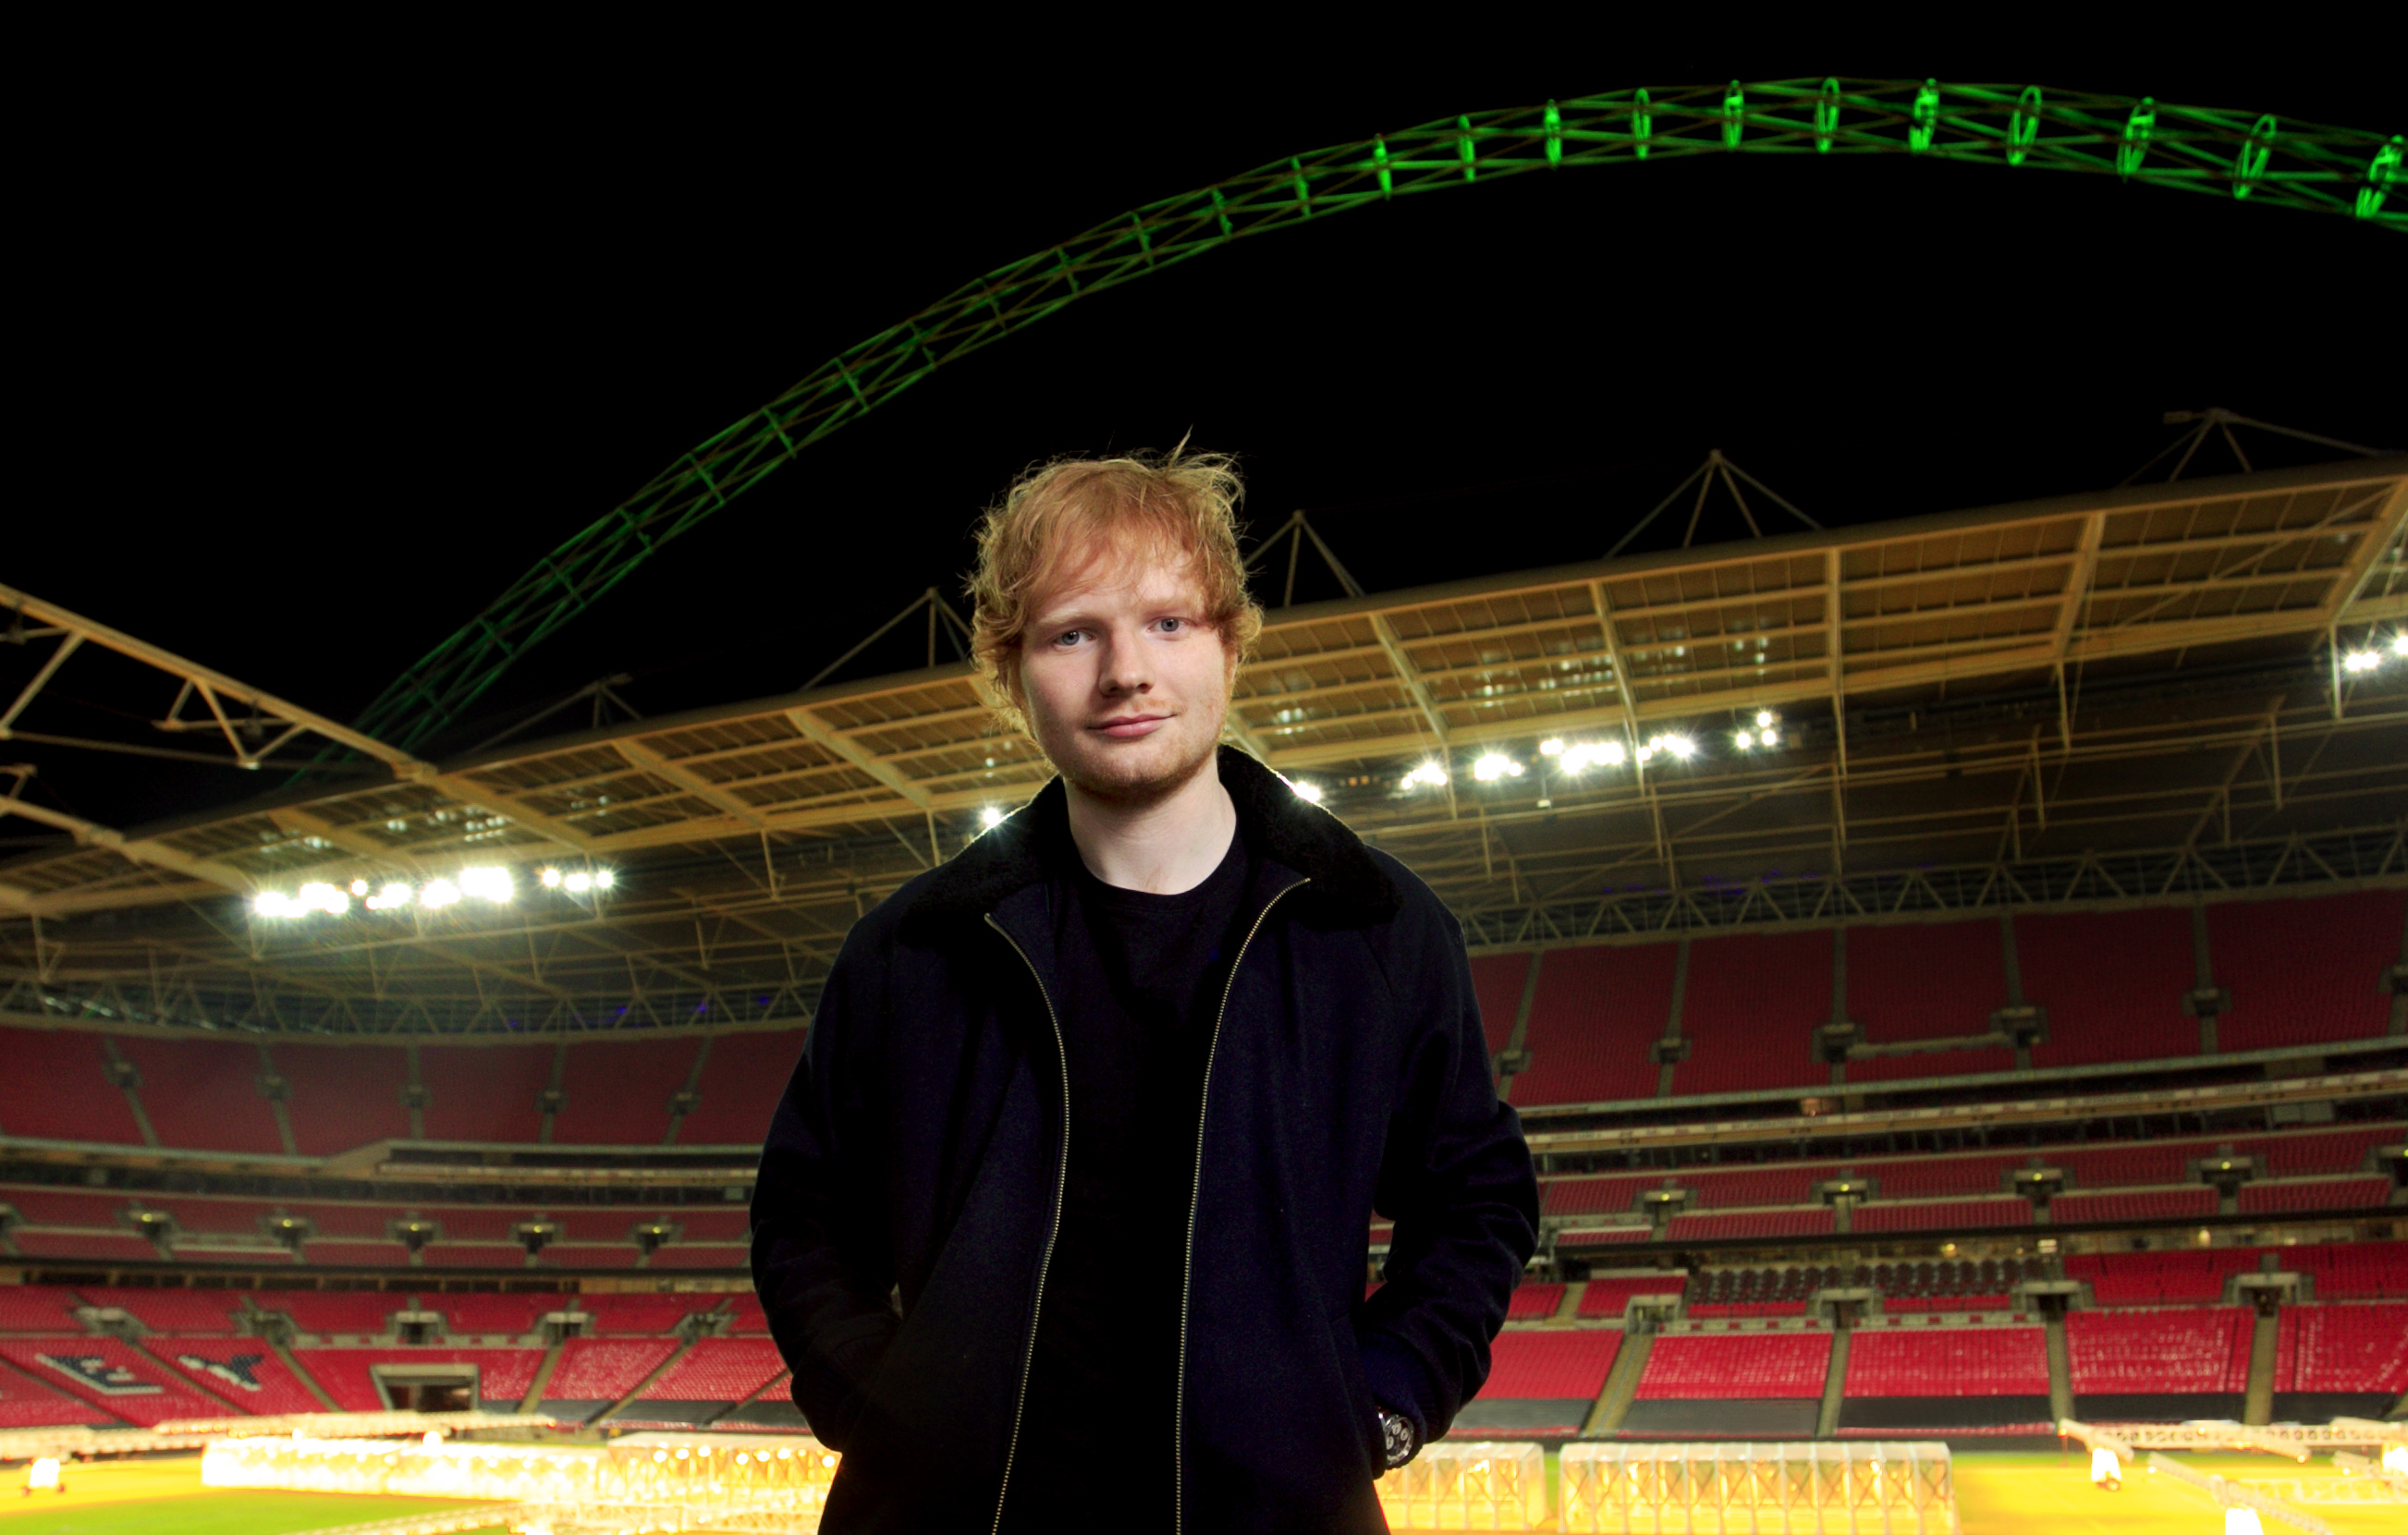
top-left (2235, 1126), bottom-right (2401, 1176)
top-left (1841, 1047), bottom-right (2018, 1083)
top-left (2065, 1249), bottom-right (2259, 1307)
top-left (256, 1292), bottom-right (405, 1336)
top-left (76, 1287), bottom-right (244, 1334)
top-left (2051, 1188), bottom-right (2219, 1225)
top-left (723, 1297), bottom-right (770, 1335)
top-left (277, 1043), bottom-right (413, 1153)
top-left (0, 1336), bottom-right (230, 1425)
top-left (2066, 1309), bottom-right (2252, 1418)
top-left (1575, 1275), bottom-right (1687, 1319)
top-left (1507, 944), bottom-right (1671, 1107)
top-left (1853, 1199), bottom-right (2030, 1235)
top-left (1453, 1330), bottom-right (1620, 1437)
top-left (12, 1233), bottom-right (159, 1261)
top-left (113, 1037), bottom-right (287, 1156)
top-left (1627, 1331), bottom-right (1831, 1436)
top-left (2273, 1302), bottom-right (2408, 1424)
top-left (674, 1031), bottom-right (805, 1144)
top-left (434, 1295), bottom-right (547, 1337)
top-left (2285, 1241), bottom-right (2408, 1300)
top-left (1675, 932), bottom-right (1830, 1095)
top-left (1469, 953), bottom-right (1530, 1058)
top-left (1665, 1211), bottom-right (1834, 1242)
top-left (157, 1338), bottom-right (326, 1414)
top-left (1838, 1326), bottom-right (2052, 1431)
top-left (579, 1295), bottom-right (712, 1334)
top-left (2057, 1142), bottom-right (2198, 1188)
top-left (2239, 1176), bottom-right (2392, 1215)
top-left (2211, 889), bottom-right (2406, 1052)
top-left (1847, 920), bottom-right (2005, 1044)
top-left (635, 1337), bottom-right (784, 1404)
top-left (1681, 1168), bottom-right (1821, 1210)
top-left (0, 1287), bottom-right (88, 1333)
top-left (550, 1037), bottom-right (704, 1146)
top-left (0, 1357), bottom-right (115, 1426)
top-left (1505, 1283), bottom-right (1565, 1321)
top-left (294, 1347), bottom-right (543, 1411)
top-left (2022, 908), bottom-right (2195, 1066)
top-left (543, 1336), bottom-right (678, 1406)
top-left (0, 1029), bottom-right (146, 1145)
top-left (418, 1045), bottom-right (554, 1143)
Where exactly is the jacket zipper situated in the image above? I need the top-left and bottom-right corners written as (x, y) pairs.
top-left (1173, 876), bottom-right (1309, 1535)
top-left (984, 913), bottom-right (1071, 1535)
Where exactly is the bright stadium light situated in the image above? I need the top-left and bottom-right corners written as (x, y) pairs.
top-left (1662, 734), bottom-right (1696, 761)
top-left (979, 806), bottom-right (1005, 828)
top-left (594, 869), bottom-right (615, 890)
top-left (2343, 649), bottom-right (2379, 673)
top-left (459, 867), bottom-right (514, 903)
top-left (1754, 710), bottom-right (1775, 727)
top-left (1402, 761), bottom-right (1448, 789)
top-left (418, 878), bottom-right (461, 909)
top-left (1472, 752), bottom-right (1523, 782)
top-left (563, 872), bottom-right (593, 894)
top-left (252, 891), bottom-right (298, 918)
top-left (1761, 728), bottom-right (1779, 746)
top-left (539, 867), bottom-right (563, 888)
top-left (296, 882), bottom-right (348, 915)
top-left (1290, 778), bottom-right (1323, 803)
top-left (348, 879), bottom-right (369, 896)
top-left (1538, 738), bottom-right (1564, 756)
top-left (2394, 632), bottom-right (2408, 657)
top-left (1635, 743), bottom-right (1655, 763)
top-left (1734, 730), bottom-right (1754, 749)
top-left (366, 882), bottom-right (412, 910)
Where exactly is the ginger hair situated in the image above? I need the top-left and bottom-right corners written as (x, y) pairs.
top-left (967, 447), bottom-right (1262, 732)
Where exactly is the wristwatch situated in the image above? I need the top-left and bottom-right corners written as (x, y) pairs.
top-left (1375, 1405), bottom-right (1420, 1468)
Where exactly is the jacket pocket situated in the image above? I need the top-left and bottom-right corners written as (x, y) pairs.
top-left (1327, 1310), bottom-right (1387, 1469)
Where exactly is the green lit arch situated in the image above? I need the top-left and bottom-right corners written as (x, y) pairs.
top-left (361, 78), bottom-right (2402, 749)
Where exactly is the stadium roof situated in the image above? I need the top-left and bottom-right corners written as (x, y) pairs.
top-left (5, 455), bottom-right (2406, 1035)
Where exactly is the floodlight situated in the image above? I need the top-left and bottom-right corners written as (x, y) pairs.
top-left (539, 867), bottom-right (563, 888)
top-left (1538, 738), bottom-right (1563, 756)
top-left (1472, 753), bottom-right (1523, 782)
top-left (1663, 735), bottom-right (1696, 760)
top-left (1596, 740), bottom-right (1626, 766)
top-left (1290, 779), bottom-right (1323, 802)
top-left (1754, 710), bottom-right (1774, 727)
top-left (1761, 729), bottom-right (1779, 747)
top-left (2343, 650), bottom-right (2379, 673)
top-left (563, 872), bottom-right (593, 894)
top-left (979, 806), bottom-right (1005, 828)
top-left (1402, 761), bottom-right (1448, 789)
top-left (2395, 633), bottom-right (2408, 656)
top-left (348, 879), bottom-right (369, 896)
top-left (594, 870), bottom-right (615, 889)
top-left (459, 867), bottom-right (513, 903)
top-left (252, 892), bottom-right (296, 918)
top-left (367, 882), bottom-right (412, 911)
top-left (1734, 730), bottom-right (1754, 749)
top-left (1635, 744), bottom-right (1655, 763)
top-left (418, 878), bottom-right (461, 908)
top-left (297, 882), bottom-right (348, 915)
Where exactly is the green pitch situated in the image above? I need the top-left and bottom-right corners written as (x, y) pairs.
top-left (0, 1492), bottom-right (500, 1535)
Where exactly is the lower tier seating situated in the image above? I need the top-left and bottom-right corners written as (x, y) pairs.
top-left (157, 1337), bottom-right (326, 1414)
top-left (0, 1357), bottom-right (115, 1426)
top-left (544, 1337), bottom-right (678, 1403)
top-left (2065, 1309), bottom-right (2252, 1397)
top-left (2275, 1303), bottom-right (2408, 1394)
top-left (1635, 1333), bottom-right (1831, 1400)
top-left (1505, 1283), bottom-right (1565, 1321)
top-left (0, 1336), bottom-right (229, 1425)
top-left (637, 1338), bottom-right (786, 1403)
top-left (1576, 1276), bottom-right (1687, 1319)
top-left (1844, 1327), bottom-right (2049, 1397)
top-left (290, 1347), bottom-right (543, 1412)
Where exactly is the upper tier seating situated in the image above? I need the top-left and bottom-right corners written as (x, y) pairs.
top-left (278, 1043), bottom-right (412, 1153)
top-left (1469, 953), bottom-right (1530, 1057)
top-left (2023, 908), bottom-right (2195, 1067)
top-left (2052, 1188), bottom-right (2218, 1224)
top-left (435, 1295), bottom-right (549, 1336)
top-left (1577, 1276), bottom-right (1687, 1318)
top-left (1509, 945), bottom-right (1672, 1107)
top-left (1665, 1211), bottom-right (1834, 1242)
top-left (2284, 1242), bottom-right (2408, 1301)
top-left (419, 1046), bottom-right (553, 1143)
top-left (545, 1337), bottom-right (678, 1401)
top-left (550, 1038), bottom-right (704, 1146)
top-left (0, 1031), bottom-right (146, 1145)
top-left (2210, 890), bottom-right (2405, 1052)
top-left (2239, 1177), bottom-right (2391, 1215)
top-left (1844, 1328), bottom-right (2049, 1396)
top-left (579, 1295), bottom-right (715, 1334)
top-left (2065, 1249), bottom-right (2261, 1307)
top-left (1853, 1199), bottom-right (2030, 1235)
top-left (673, 1032), bottom-right (804, 1145)
top-left (723, 1297), bottom-right (769, 1335)
top-left (1476, 1331), bottom-right (1621, 1402)
top-left (0, 1336), bottom-right (229, 1426)
top-left (1505, 1283), bottom-right (1565, 1321)
top-left (292, 1347), bottom-right (542, 1412)
top-left (1636, 1333), bottom-right (1831, 1400)
top-left (255, 1292), bottom-right (406, 1335)
top-left (2275, 1303), bottom-right (2408, 1394)
top-left (114, 1038), bottom-right (284, 1155)
top-left (1676, 932), bottom-right (1830, 1095)
top-left (1848, 920), bottom-right (2005, 1046)
top-left (76, 1287), bottom-right (244, 1334)
top-left (639, 1338), bottom-right (785, 1401)
top-left (2065, 1310), bottom-right (2252, 1395)
top-left (0, 1286), bottom-right (88, 1333)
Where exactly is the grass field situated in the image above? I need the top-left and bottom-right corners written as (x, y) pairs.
top-left (2, 1448), bottom-right (2400, 1532)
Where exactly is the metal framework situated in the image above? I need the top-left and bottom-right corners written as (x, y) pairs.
top-left (350, 80), bottom-right (2406, 751)
top-left (5, 458), bottom-right (2406, 1035)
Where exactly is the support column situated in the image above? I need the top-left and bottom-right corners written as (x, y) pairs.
top-left (2243, 1305), bottom-right (2280, 1426)
top-left (2000, 915), bottom-right (2034, 1072)
top-left (538, 1042), bottom-right (569, 1145)
top-left (98, 1037), bottom-right (158, 1149)
top-left (2043, 1308), bottom-right (2076, 1426)
top-left (1583, 1330), bottom-right (1653, 1437)
top-left (1655, 939), bottom-right (1691, 1099)
top-left (1497, 950), bottom-right (1545, 1103)
top-left (1815, 1325), bottom-right (1852, 1440)
top-left (664, 1037), bottom-right (713, 1147)
top-left (403, 1043), bottom-right (427, 1140)
top-left (257, 1042), bottom-right (298, 1156)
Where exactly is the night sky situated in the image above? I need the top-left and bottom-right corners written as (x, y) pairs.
top-left (14, 31), bottom-right (2401, 830)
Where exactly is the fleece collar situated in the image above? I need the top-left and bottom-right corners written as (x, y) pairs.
top-left (898, 746), bottom-right (1398, 940)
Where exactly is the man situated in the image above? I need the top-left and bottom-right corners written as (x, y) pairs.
top-left (752, 449), bottom-right (1538, 1532)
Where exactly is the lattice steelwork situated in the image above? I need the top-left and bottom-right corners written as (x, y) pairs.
top-left (353, 81), bottom-right (2405, 751)
top-left (1374, 1440), bottom-right (1547, 1529)
top-left (6, 459), bottom-right (2406, 1034)
top-left (1558, 1440), bottom-right (1958, 1533)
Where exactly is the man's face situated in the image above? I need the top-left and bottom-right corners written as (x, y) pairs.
top-left (1016, 544), bottom-right (1232, 802)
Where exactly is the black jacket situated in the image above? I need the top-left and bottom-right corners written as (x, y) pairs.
top-left (751, 747), bottom-right (1539, 1533)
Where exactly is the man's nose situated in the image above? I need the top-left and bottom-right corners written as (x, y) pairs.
top-left (1097, 626), bottom-right (1152, 694)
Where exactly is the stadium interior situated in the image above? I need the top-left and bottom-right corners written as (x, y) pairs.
top-left (4, 449), bottom-right (2403, 1469)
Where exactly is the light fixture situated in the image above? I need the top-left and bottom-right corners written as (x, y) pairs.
top-left (1290, 779), bottom-right (1323, 803)
top-left (2343, 650), bottom-right (2379, 674)
top-left (1538, 738), bottom-right (1564, 756)
top-left (296, 882), bottom-right (348, 915)
top-left (1754, 710), bottom-right (1775, 728)
top-left (563, 872), bottom-right (593, 894)
top-left (979, 806), bottom-right (1005, 828)
top-left (1594, 740), bottom-right (1626, 767)
top-left (366, 882), bottom-right (412, 911)
top-left (418, 878), bottom-right (461, 908)
top-left (348, 879), bottom-right (369, 897)
top-left (593, 869), bottom-right (615, 890)
top-left (1472, 752), bottom-right (1522, 782)
top-left (1636, 744), bottom-right (1656, 763)
top-left (252, 892), bottom-right (298, 919)
top-left (1761, 729), bottom-right (1779, 747)
top-left (1402, 761), bottom-right (1448, 789)
top-left (459, 867), bottom-right (514, 903)
top-left (2394, 633), bottom-right (2408, 656)
top-left (1734, 730), bottom-right (1755, 749)
top-left (539, 867), bottom-right (564, 889)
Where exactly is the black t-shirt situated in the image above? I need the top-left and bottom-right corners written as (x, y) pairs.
top-left (998, 823), bottom-right (1254, 1528)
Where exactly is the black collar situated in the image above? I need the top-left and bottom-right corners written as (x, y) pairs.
top-left (898, 746), bottom-right (1398, 941)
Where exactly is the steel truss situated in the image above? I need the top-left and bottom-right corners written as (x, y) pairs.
top-left (352, 80), bottom-right (2406, 751)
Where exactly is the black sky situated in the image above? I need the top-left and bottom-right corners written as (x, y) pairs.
top-left (12, 28), bottom-right (2402, 827)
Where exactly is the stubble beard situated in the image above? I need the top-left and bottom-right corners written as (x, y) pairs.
top-left (1051, 713), bottom-right (1221, 807)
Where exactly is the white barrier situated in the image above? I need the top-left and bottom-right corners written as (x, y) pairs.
top-left (1373, 1441), bottom-right (1547, 1530)
top-left (1558, 1441), bottom-right (1959, 1534)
